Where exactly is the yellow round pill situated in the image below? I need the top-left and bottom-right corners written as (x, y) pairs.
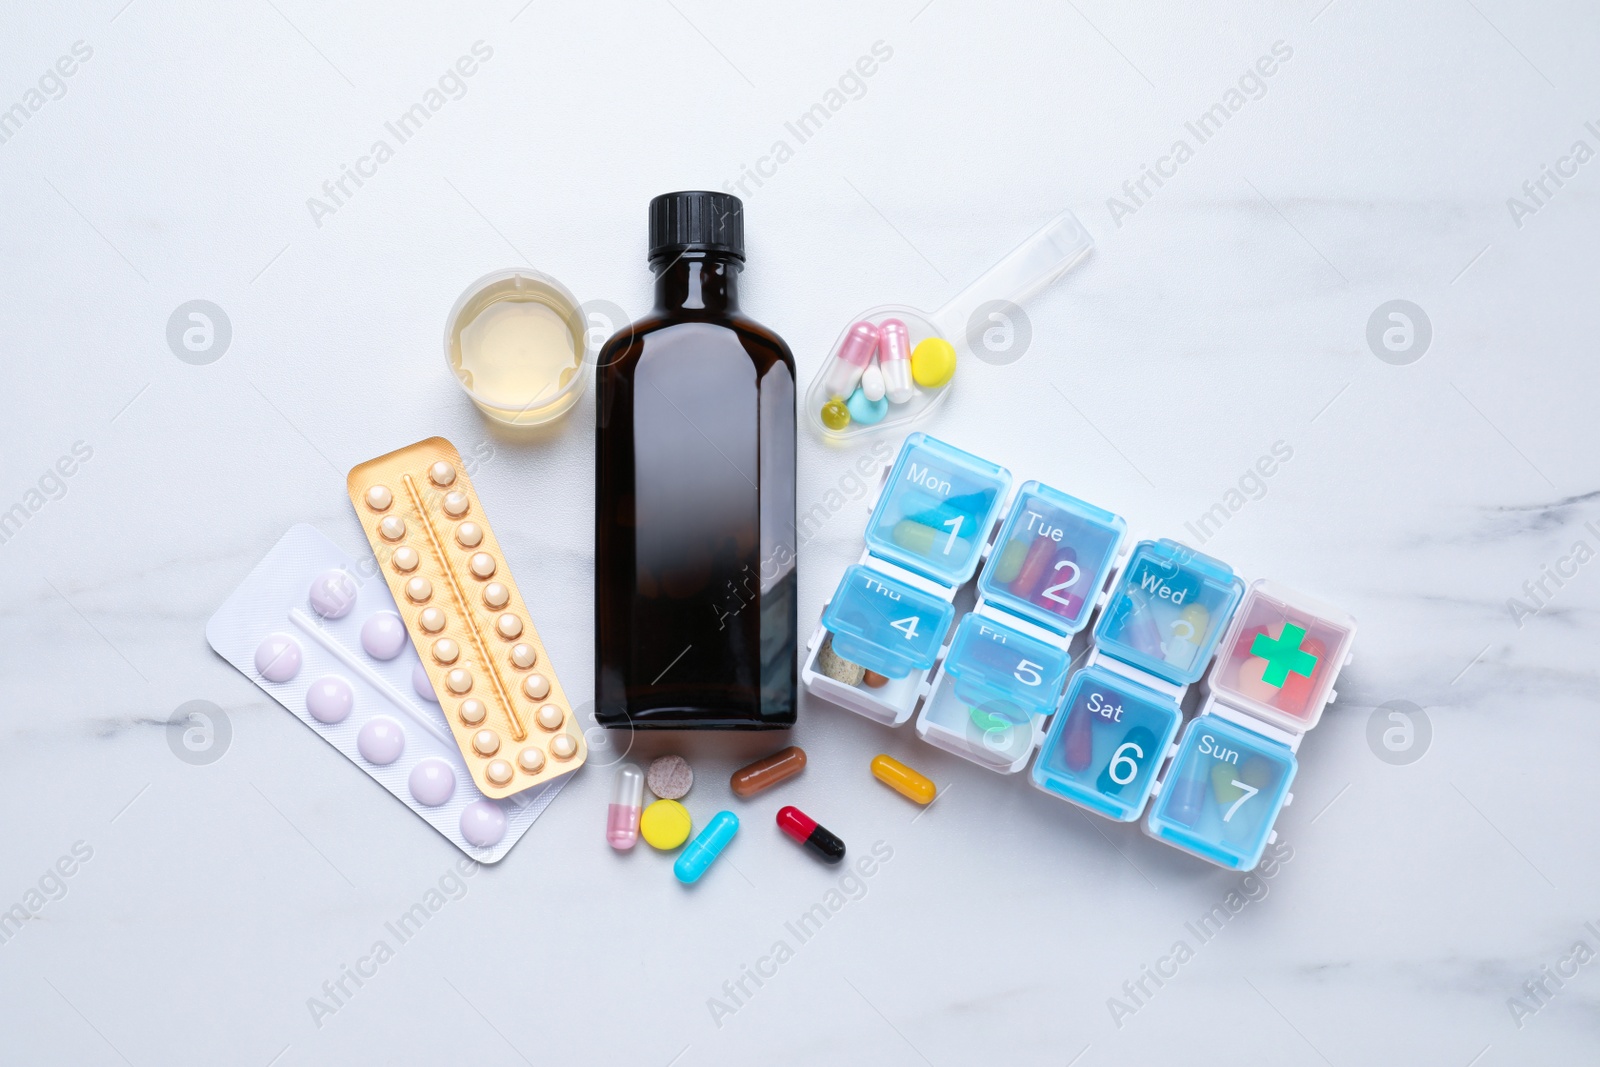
top-left (639, 799), bottom-right (692, 850)
top-left (910, 337), bottom-right (956, 388)
top-left (820, 398), bottom-right (851, 430)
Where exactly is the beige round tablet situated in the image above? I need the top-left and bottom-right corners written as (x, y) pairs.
top-left (472, 729), bottom-right (499, 756)
top-left (483, 582), bottom-right (510, 609)
top-left (418, 607), bottom-right (446, 633)
top-left (431, 638), bottom-right (459, 665)
top-left (443, 491), bottom-right (469, 517)
top-left (469, 552), bottom-right (496, 579)
top-left (517, 747), bottom-right (545, 774)
top-left (391, 547), bottom-right (419, 573)
top-left (366, 485), bottom-right (392, 511)
top-left (379, 515), bottom-right (406, 541)
top-left (456, 522), bottom-right (483, 548)
top-left (496, 614), bottom-right (522, 639)
top-left (550, 734), bottom-right (578, 760)
top-left (429, 461), bottom-right (456, 487)
top-left (405, 576), bottom-right (432, 603)
top-left (485, 759), bottom-right (513, 786)
top-left (535, 704), bottom-right (564, 731)
top-left (446, 668), bottom-right (473, 694)
top-left (647, 755), bottom-right (693, 800)
top-left (458, 698), bottom-right (486, 726)
top-left (510, 643), bottom-right (537, 669)
top-left (522, 673), bottom-right (550, 700)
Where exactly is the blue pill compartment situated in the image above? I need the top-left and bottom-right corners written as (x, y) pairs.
top-left (821, 564), bottom-right (956, 680)
top-left (943, 614), bottom-right (1072, 726)
top-left (1093, 539), bottom-right (1244, 686)
top-left (1031, 666), bottom-right (1181, 822)
top-left (864, 433), bottom-right (1012, 587)
top-left (1145, 713), bottom-right (1296, 871)
top-left (978, 482), bottom-right (1126, 636)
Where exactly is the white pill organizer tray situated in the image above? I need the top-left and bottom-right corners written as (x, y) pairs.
top-left (803, 433), bottom-right (1356, 871)
top-left (206, 524), bottom-right (571, 863)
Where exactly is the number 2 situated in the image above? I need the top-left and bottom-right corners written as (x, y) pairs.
top-left (1041, 560), bottom-right (1081, 607)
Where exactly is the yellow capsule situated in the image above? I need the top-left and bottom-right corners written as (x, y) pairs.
top-left (871, 754), bottom-right (936, 805)
top-left (910, 337), bottom-right (956, 388)
top-left (820, 398), bottom-right (851, 431)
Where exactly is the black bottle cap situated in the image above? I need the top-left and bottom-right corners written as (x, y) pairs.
top-left (648, 191), bottom-right (744, 264)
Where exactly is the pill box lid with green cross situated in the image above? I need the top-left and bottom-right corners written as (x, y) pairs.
top-left (1204, 579), bottom-right (1357, 734)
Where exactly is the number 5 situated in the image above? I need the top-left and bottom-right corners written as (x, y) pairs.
top-left (1013, 659), bottom-right (1043, 686)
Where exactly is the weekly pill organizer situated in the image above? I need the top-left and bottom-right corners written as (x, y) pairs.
top-left (207, 524), bottom-right (570, 863)
top-left (803, 433), bottom-right (1357, 871)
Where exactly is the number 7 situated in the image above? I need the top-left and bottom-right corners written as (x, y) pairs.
top-left (1221, 780), bottom-right (1259, 822)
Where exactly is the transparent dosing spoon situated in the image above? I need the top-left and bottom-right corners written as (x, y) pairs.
top-left (804, 208), bottom-right (1094, 442)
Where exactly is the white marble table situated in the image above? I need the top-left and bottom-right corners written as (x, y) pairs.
top-left (3, 1), bottom-right (1596, 1063)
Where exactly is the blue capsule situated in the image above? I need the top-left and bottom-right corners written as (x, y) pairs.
top-left (673, 811), bottom-right (739, 884)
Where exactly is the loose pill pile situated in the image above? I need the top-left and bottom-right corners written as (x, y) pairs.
top-left (817, 318), bottom-right (952, 432)
top-left (347, 437), bottom-right (586, 799)
top-left (206, 525), bottom-right (567, 863)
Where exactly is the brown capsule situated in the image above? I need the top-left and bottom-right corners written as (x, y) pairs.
top-left (862, 671), bottom-right (888, 689)
top-left (730, 745), bottom-right (807, 798)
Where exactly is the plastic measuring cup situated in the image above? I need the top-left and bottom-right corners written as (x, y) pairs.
top-left (804, 209), bottom-right (1094, 442)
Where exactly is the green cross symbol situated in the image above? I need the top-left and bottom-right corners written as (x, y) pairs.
top-left (1250, 624), bottom-right (1318, 687)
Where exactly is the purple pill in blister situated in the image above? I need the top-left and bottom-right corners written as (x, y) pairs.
top-left (460, 800), bottom-right (507, 847)
top-left (306, 676), bottom-right (354, 724)
top-left (361, 612), bottom-right (407, 660)
top-left (308, 569), bottom-right (358, 619)
top-left (409, 758), bottom-right (456, 807)
top-left (357, 716), bottom-right (406, 765)
top-left (255, 634), bottom-right (302, 682)
top-left (413, 661), bottom-right (438, 703)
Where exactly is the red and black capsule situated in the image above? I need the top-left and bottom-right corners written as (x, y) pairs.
top-left (776, 806), bottom-right (845, 863)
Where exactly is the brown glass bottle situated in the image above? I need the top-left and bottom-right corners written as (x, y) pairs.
top-left (594, 192), bottom-right (797, 729)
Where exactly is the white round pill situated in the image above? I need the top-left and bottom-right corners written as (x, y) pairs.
top-left (460, 800), bottom-right (507, 847)
top-left (458, 699), bottom-right (487, 726)
top-left (357, 717), bottom-right (406, 766)
top-left (391, 547), bottom-right (419, 573)
top-left (429, 461), bottom-right (456, 487)
top-left (496, 614), bottom-right (522, 639)
top-left (366, 485), bottom-right (392, 511)
top-left (443, 491), bottom-right (469, 517)
top-left (536, 704), bottom-right (564, 731)
top-left (510, 643), bottom-right (537, 669)
top-left (409, 759), bottom-right (455, 807)
top-left (456, 522), bottom-right (483, 548)
top-left (379, 515), bottom-right (406, 541)
top-left (483, 582), bottom-right (510, 609)
top-left (306, 676), bottom-right (354, 724)
top-left (418, 607), bottom-right (446, 633)
top-left (517, 747), bottom-right (545, 774)
top-left (522, 673), bottom-right (549, 700)
top-left (469, 552), bottom-right (496, 579)
top-left (550, 734), bottom-right (577, 760)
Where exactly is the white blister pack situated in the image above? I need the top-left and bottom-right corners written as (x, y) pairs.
top-left (206, 524), bottom-right (571, 863)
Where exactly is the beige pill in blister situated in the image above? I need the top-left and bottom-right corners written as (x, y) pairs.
top-left (459, 699), bottom-right (486, 725)
top-left (485, 759), bottom-right (513, 786)
top-left (551, 734), bottom-right (577, 760)
top-left (366, 485), bottom-right (392, 511)
top-left (473, 729), bottom-right (500, 756)
top-left (522, 673), bottom-right (550, 700)
top-left (380, 515), bottom-right (406, 541)
top-left (518, 747), bottom-right (545, 774)
top-left (443, 491), bottom-right (469, 517)
top-left (510, 643), bottom-right (537, 669)
top-left (483, 582), bottom-right (509, 608)
top-left (405, 576), bottom-right (432, 603)
top-left (456, 522), bottom-right (483, 548)
top-left (496, 614), bottom-right (522, 639)
top-left (446, 668), bottom-right (473, 694)
top-left (469, 553), bottom-right (496, 579)
top-left (419, 607), bottom-right (446, 633)
top-left (429, 461), bottom-right (456, 487)
top-left (536, 704), bottom-right (564, 731)
top-left (432, 638), bottom-right (459, 665)
top-left (392, 547), bottom-right (419, 572)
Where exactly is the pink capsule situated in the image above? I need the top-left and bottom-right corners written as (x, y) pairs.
top-left (823, 321), bottom-right (880, 399)
top-left (878, 319), bottom-right (915, 403)
top-left (606, 763), bottom-right (644, 850)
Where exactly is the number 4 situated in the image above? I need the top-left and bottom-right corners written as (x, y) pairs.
top-left (890, 616), bottom-right (920, 640)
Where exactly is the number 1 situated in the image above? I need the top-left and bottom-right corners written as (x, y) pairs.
top-left (940, 516), bottom-right (962, 555)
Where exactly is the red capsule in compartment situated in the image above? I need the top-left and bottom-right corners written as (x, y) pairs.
top-left (776, 806), bottom-right (846, 863)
